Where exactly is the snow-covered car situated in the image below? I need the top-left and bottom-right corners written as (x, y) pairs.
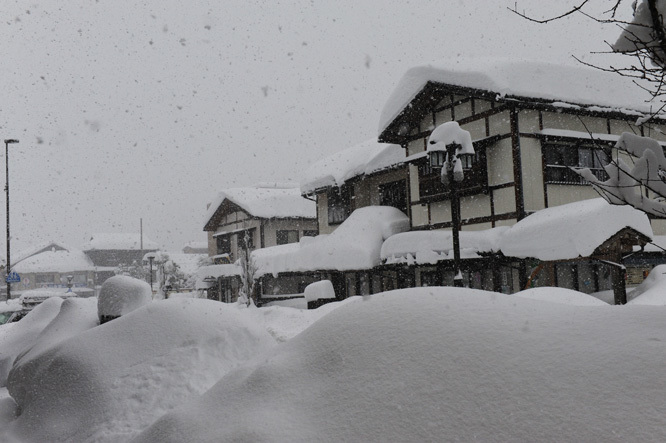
top-left (0, 299), bottom-right (28, 325)
top-left (98, 275), bottom-right (152, 324)
top-left (19, 289), bottom-right (78, 311)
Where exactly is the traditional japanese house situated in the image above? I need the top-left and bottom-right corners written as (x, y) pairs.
top-left (200, 183), bottom-right (317, 302)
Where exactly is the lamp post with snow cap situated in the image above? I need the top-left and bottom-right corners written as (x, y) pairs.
top-left (4, 139), bottom-right (18, 301)
top-left (427, 122), bottom-right (475, 288)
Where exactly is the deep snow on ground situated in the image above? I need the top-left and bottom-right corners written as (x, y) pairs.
top-left (2, 282), bottom-right (666, 442)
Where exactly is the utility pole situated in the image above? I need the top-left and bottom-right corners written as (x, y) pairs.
top-left (4, 139), bottom-right (18, 301)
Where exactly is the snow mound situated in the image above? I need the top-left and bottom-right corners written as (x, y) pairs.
top-left (135, 288), bottom-right (666, 442)
top-left (3, 298), bottom-right (276, 443)
top-left (0, 298), bottom-right (64, 387)
top-left (98, 275), bottom-right (152, 318)
top-left (304, 280), bottom-right (336, 303)
top-left (628, 264), bottom-right (666, 305)
top-left (499, 198), bottom-right (652, 261)
top-left (253, 206), bottom-right (410, 275)
top-left (512, 287), bottom-right (608, 306)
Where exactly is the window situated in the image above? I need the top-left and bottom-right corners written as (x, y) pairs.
top-left (543, 141), bottom-right (610, 184)
top-left (216, 235), bottom-right (231, 255)
top-left (276, 230), bottom-right (299, 245)
top-left (379, 180), bottom-right (407, 214)
top-left (328, 185), bottom-right (353, 225)
top-left (35, 273), bottom-right (54, 285)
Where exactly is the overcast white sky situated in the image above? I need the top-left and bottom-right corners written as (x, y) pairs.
top-left (0, 0), bottom-right (633, 253)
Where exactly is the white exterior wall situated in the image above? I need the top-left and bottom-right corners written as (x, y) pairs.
top-left (430, 200), bottom-right (451, 224)
top-left (461, 118), bottom-right (486, 140)
top-left (520, 137), bottom-right (546, 212)
top-left (545, 185), bottom-right (598, 207)
top-left (411, 204), bottom-right (429, 227)
top-left (407, 138), bottom-right (426, 157)
top-left (487, 139), bottom-right (514, 186)
top-left (493, 186), bottom-right (516, 215)
top-left (460, 194), bottom-right (491, 220)
top-left (488, 110), bottom-right (510, 137)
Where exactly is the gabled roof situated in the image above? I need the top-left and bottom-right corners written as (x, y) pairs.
top-left (82, 233), bottom-right (159, 251)
top-left (14, 241), bottom-right (72, 266)
top-left (203, 184), bottom-right (316, 231)
top-left (300, 139), bottom-right (405, 194)
top-left (379, 58), bottom-right (657, 141)
top-left (14, 247), bottom-right (95, 273)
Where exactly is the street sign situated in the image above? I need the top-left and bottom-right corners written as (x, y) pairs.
top-left (6, 272), bottom-right (20, 283)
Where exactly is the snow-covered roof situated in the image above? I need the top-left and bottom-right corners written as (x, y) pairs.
top-left (13, 248), bottom-right (95, 273)
top-left (204, 184), bottom-right (316, 229)
top-left (300, 139), bottom-right (405, 194)
top-left (381, 227), bottom-right (508, 265)
top-left (379, 58), bottom-right (656, 135)
top-left (499, 199), bottom-right (653, 261)
top-left (14, 241), bottom-right (72, 266)
top-left (82, 233), bottom-right (159, 251)
top-left (253, 206), bottom-right (410, 276)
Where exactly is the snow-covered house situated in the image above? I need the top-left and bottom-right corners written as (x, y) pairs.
top-left (252, 206), bottom-right (409, 304)
top-left (300, 139), bottom-right (407, 234)
top-left (12, 242), bottom-right (96, 297)
top-left (83, 233), bottom-right (159, 286)
top-left (378, 58), bottom-right (666, 241)
top-left (201, 183), bottom-right (317, 302)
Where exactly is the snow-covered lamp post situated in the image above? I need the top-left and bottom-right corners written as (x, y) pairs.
top-left (427, 122), bottom-right (474, 288)
top-left (143, 252), bottom-right (157, 293)
top-left (4, 139), bottom-right (18, 301)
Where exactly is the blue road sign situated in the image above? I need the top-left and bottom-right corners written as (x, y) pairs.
top-left (6, 272), bottom-right (20, 283)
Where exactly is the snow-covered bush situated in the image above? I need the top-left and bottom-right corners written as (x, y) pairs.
top-left (97, 275), bottom-right (152, 324)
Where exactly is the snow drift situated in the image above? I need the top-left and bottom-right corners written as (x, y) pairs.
top-left (3, 298), bottom-right (275, 443)
top-left (136, 288), bottom-right (666, 442)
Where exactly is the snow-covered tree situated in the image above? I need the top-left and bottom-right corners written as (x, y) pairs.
top-left (513, 1), bottom-right (666, 114)
top-left (515, 1), bottom-right (666, 212)
top-left (238, 230), bottom-right (257, 307)
top-left (153, 252), bottom-right (188, 298)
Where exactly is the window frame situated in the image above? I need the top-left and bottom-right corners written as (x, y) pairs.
top-left (276, 229), bottom-right (299, 245)
top-left (542, 139), bottom-right (611, 185)
top-left (327, 185), bottom-right (353, 225)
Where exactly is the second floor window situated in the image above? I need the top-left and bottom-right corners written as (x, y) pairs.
top-left (328, 185), bottom-right (353, 225)
top-left (216, 235), bottom-right (231, 255)
top-left (543, 142), bottom-right (610, 184)
top-left (379, 180), bottom-right (407, 214)
top-left (276, 230), bottom-right (299, 245)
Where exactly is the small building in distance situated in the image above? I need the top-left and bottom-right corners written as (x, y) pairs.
top-left (11, 242), bottom-right (96, 297)
top-left (182, 241), bottom-right (208, 254)
top-left (83, 233), bottom-right (159, 286)
top-left (200, 183), bottom-right (318, 302)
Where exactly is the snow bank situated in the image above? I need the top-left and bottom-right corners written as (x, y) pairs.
top-left (304, 280), bottom-right (336, 303)
top-left (3, 298), bottom-right (276, 443)
top-left (381, 227), bottom-right (507, 264)
top-left (204, 185), bottom-right (315, 227)
top-left (98, 275), bottom-right (152, 318)
top-left (253, 206), bottom-right (410, 276)
top-left (499, 198), bottom-right (652, 261)
top-left (512, 287), bottom-right (608, 306)
top-left (135, 288), bottom-right (666, 442)
top-left (628, 264), bottom-right (666, 305)
top-left (0, 298), bottom-right (63, 387)
top-left (300, 139), bottom-right (404, 194)
top-left (379, 58), bottom-right (654, 134)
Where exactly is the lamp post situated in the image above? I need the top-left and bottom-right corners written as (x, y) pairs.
top-left (4, 139), bottom-right (18, 301)
top-left (427, 123), bottom-right (474, 288)
top-left (143, 252), bottom-right (156, 293)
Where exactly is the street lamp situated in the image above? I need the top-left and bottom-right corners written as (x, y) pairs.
top-left (427, 122), bottom-right (474, 288)
top-left (143, 252), bottom-right (157, 292)
top-left (4, 139), bottom-right (18, 301)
